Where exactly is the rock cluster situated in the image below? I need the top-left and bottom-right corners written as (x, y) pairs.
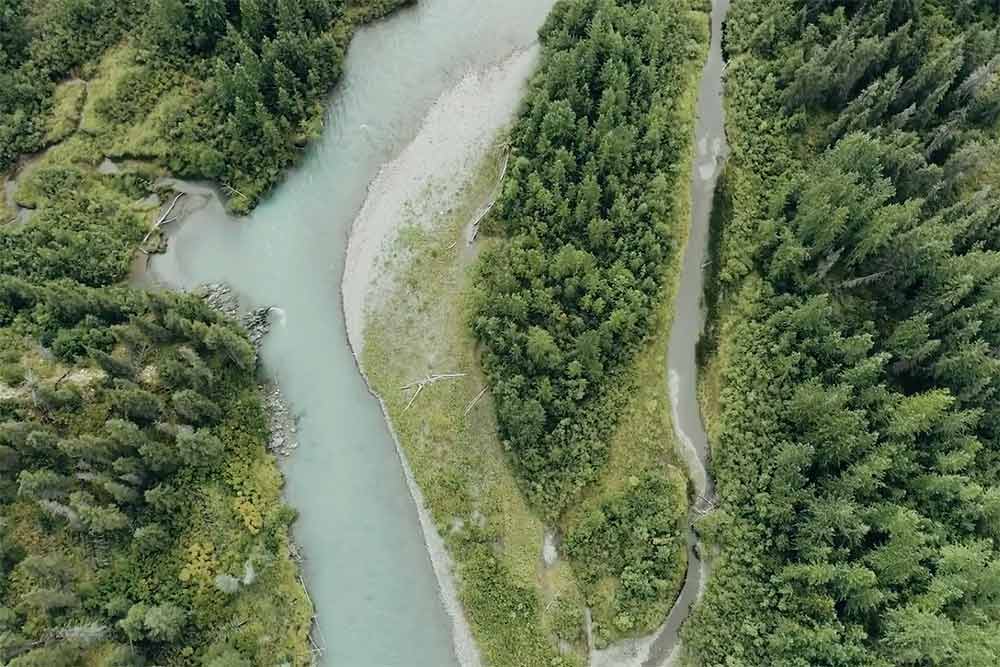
top-left (262, 383), bottom-right (299, 457)
top-left (199, 283), bottom-right (241, 319)
top-left (242, 307), bottom-right (273, 351)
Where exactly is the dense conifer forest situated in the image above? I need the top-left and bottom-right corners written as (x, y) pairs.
top-left (471, 0), bottom-right (705, 644)
top-left (474, 0), bottom-right (701, 512)
top-left (686, 0), bottom-right (1000, 664)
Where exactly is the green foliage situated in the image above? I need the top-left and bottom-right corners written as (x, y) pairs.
top-left (0, 162), bottom-right (146, 286)
top-left (109, 385), bottom-right (163, 424)
top-left (171, 389), bottom-right (221, 425)
top-left (452, 531), bottom-right (569, 666)
top-left (685, 1), bottom-right (1000, 665)
top-left (201, 643), bottom-right (251, 667)
top-left (0, 280), bottom-right (311, 665)
top-left (0, 0), bottom-right (140, 170)
top-left (565, 474), bottom-right (684, 634)
top-left (119, 603), bottom-right (149, 642)
top-left (0, 2), bottom-right (358, 666)
top-left (2, 0), bottom-right (412, 210)
top-left (202, 324), bottom-right (255, 371)
top-left (142, 602), bottom-right (186, 642)
top-left (472, 0), bottom-right (704, 514)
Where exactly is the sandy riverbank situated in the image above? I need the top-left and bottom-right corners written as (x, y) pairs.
top-left (341, 47), bottom-right (541, 667)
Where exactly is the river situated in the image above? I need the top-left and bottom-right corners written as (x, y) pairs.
top-left (143, 2), bottom-right (554, 666)
top-left (650, 0), bottom-right (730, 665)
top-left (144, 0), bottom-right (728, 664)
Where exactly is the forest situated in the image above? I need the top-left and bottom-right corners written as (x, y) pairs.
top-left (471, 0), bottom-right (705, 643)
top-left (0, 1), bottom-right (414, 665)
top-left (0, 278), bottom-right (311, 667)
top-left (474, 0), bottom-right (701, 512)
top-left (6, 0), bottom-right (1000, 663)
top-left (685, 0), bottom-right (1000, 664)
top-left (1, 0), bottom-right (410, 212)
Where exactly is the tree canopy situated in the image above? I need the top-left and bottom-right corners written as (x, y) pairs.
top-left (0, 0), bottom-right (413, 211)
top-left (0, 278), bottom-right (311, 665)
top-left (473, 0), bottom-right (703, 514)
top-left (685, 1), bottom-right (1000, 664)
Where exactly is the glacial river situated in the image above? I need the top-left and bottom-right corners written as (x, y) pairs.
top-left (145, 2), bottom-right (554, 665)
top-left (145, 0), bottom-right (730, 664)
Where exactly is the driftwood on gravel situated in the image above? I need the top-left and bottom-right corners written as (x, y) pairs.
top-left (139, 192), bottom-right (185, 253)
top-left (401, 373), bottom-right (466, 411)
top-left (468, 147), bottom-right (511, 243)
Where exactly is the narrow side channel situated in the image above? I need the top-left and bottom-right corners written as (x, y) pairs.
top-left (645, 1), bottom-right (730, 665)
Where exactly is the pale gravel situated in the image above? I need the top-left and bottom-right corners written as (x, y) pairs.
top-left (343, 46), bottom-right (538, 355)
top-left (341, 47), bottom-right (540, 667)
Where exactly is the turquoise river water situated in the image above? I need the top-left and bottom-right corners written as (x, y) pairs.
top-left (146, 2), bottom-right (555, 665)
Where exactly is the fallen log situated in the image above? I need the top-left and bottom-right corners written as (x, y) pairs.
top-left (464, 386), bottom-right (488, 416)
top-left (140, 192), bottom-right (187, 248)
top-left (400, 373), bottom-right (466, 391)
top-left (400, 373), bottom-right (467, 412)
top-left (223, 184), bottom-right (248, 200)
top-left (468, 147), bottom-right (511, 243)
top-left (404, 384), bottom-right (424, 412)
top-left (156, 192), bottom-right (185, 226)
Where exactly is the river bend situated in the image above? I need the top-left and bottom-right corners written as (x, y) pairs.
top-left (145, 2), bottom-right (554, 665)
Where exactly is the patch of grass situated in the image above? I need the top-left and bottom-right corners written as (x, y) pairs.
top-left (44, 80), bottom-right (87, 145)
top-left (363, 142), bottom-right (587, 667)
top-left (75, 44), bottom-right (200, 164)
top-left (79, 46), bottom-right (142, 137)
top-left (0, 179), bottom-right (12, 224)
top-left (559, 269), bottom-right (691, 645)
top-left (696, 350), bottom-right (723, 451)
top-left (696, 167), bottom-right (732, 455)
top-left (4, 133), bottom-right (160, 285)
top-left (109, 83), bottom-right (199, 161)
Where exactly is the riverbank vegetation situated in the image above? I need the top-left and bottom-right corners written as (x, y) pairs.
top-left (686, 1), bottom-right (1000, 664)
top-left (1, 1), bottom-right (417, 664)
top-left (1, 102), bottom-right (314, 662)
top-left (364, 147), bottom-right (588, 667)
top-left (473, 0), bottom-right (705, 514)
top-left (469, 0), bottom-right (707, 645)
top-left (0, 278), bottom-right (312, 666)
top-left (364, 0), bottom-right (711, 644)
top-left (1, 0), bottom-right (413, 212)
